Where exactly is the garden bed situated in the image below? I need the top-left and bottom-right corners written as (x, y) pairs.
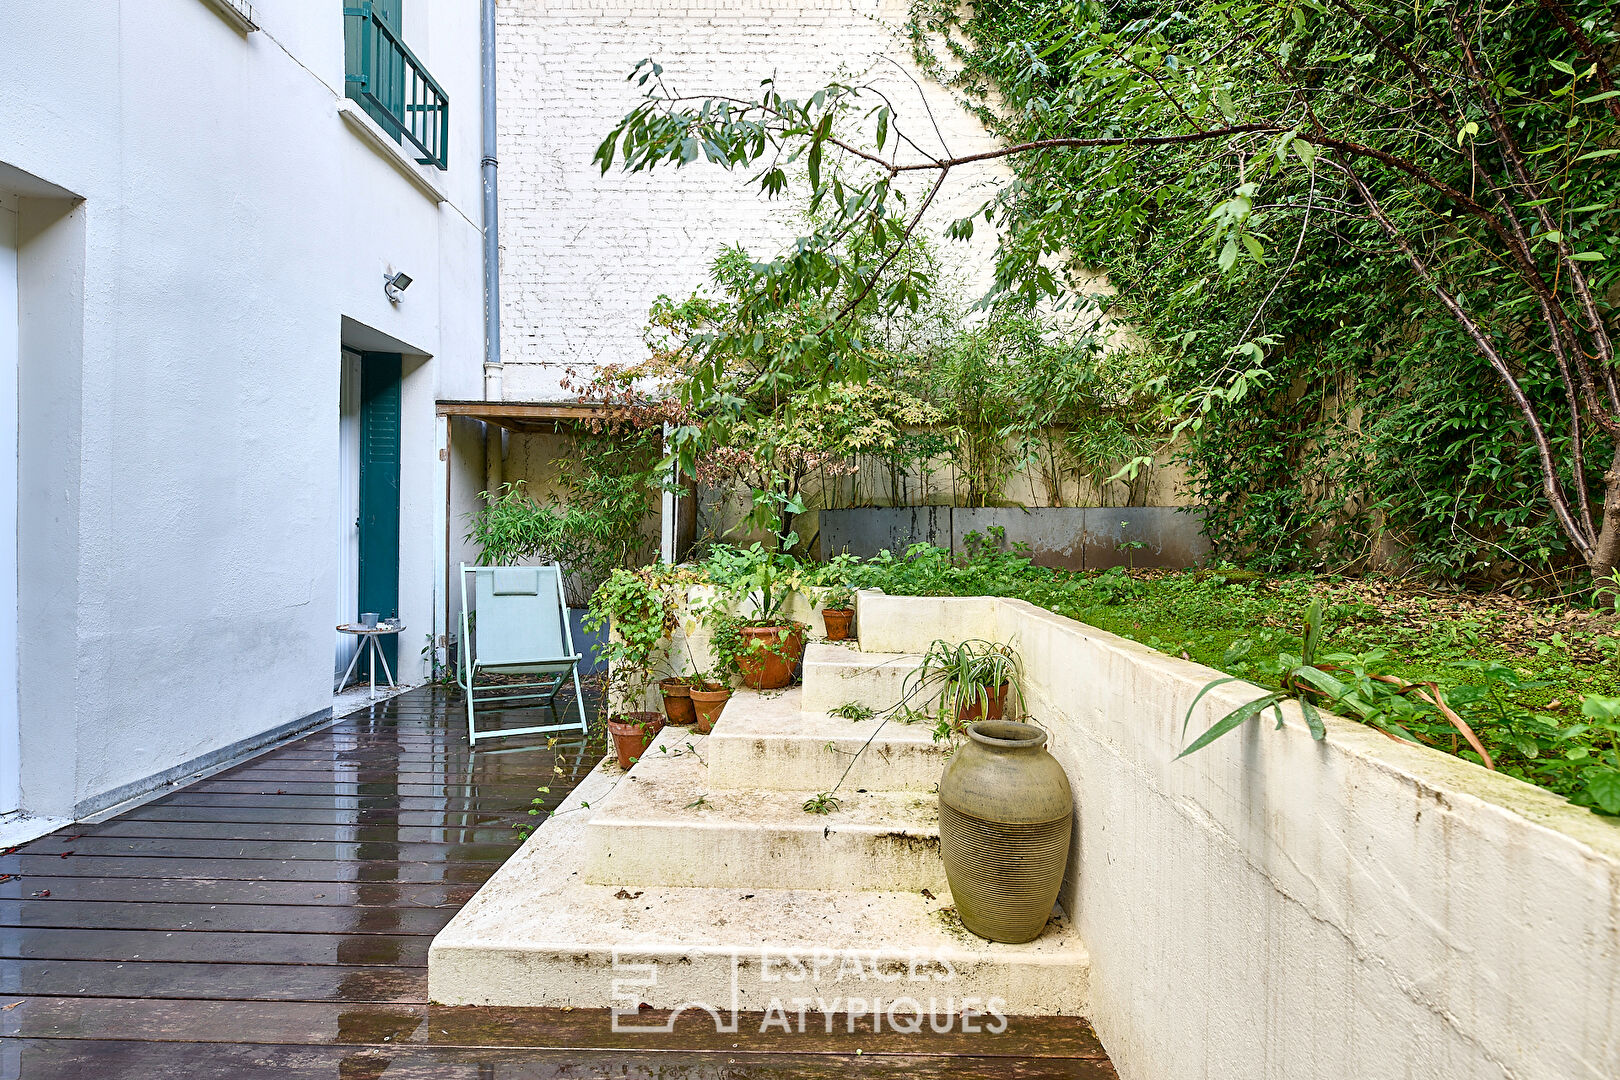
top-left (841, 544), bottom-right (1620, 817)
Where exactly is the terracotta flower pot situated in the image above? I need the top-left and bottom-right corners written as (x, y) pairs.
top-left (821, 607), bottom-right (854, 641)
top-left (956, 681), bottom-right (1009, 726)
top-left (689, 683), bottom-right (732, 735)
top-left (659, 678), bottom-right (697, 726)
top-left (939, 720), bottom-right (1073, 944)
top-left (736, 625), bottom-right (806, 690)
top-left (607, 711), bottom-right (664, 770)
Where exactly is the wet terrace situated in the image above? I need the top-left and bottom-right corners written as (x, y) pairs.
top-left (0, 686), bottom-right (1113, 1077)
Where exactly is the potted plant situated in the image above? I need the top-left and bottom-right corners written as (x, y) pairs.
top-left (588, 567), bottom-right (681, 767)
top-left (820, 585), bottom-right (855, 641)
top-left (902, 639), bottom-right (1026, 737)
top-left (658, 672), bottom-right (698, 725)
top-left (656, 631), bottom-right (707, 725)
top-left (706, 543), bottom-right (808, 690)
top-left (607, 711), bottom-right (665, 769)
top-left (687, 670), bottom-right (733, 734)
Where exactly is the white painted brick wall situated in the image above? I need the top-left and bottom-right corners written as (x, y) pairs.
top-left (496, 0), bottom-right (1006, 400)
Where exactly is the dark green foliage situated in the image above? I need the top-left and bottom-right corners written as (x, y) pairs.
top-left (465, 426), bottom-right (661, 605)
top-left (907, 0), bottom-right (1620, 582)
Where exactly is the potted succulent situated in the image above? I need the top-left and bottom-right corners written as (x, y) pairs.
top-left (902, 639), bottom-right (1027, 738)
top-left (819, 585), bottom-right (855, 641)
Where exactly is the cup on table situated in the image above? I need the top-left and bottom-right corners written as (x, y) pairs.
top-left (360, 612), bottom-right (379, 629)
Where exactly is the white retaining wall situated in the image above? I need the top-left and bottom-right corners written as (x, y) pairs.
top-left (859, 592), bottom-right (1620, 1080)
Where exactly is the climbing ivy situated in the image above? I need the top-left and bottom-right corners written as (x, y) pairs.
top-left (905, 0), bottom-right (1618, 584)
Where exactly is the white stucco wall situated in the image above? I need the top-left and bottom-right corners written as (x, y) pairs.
top-left (495, 0), bottom-right (1007, 399)
top-left (0, 0), bottom-right (486, 818)
top-left (858, 592), bottom-right (1620, 1080)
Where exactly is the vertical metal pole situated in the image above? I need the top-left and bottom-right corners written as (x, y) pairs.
top-left (660, 423), bottom-right (677, 564)
top-left (480, 0), bottom-right (501, 387)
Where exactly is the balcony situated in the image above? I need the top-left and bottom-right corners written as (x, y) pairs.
top-left (343, 2), bottom-right (449, 170)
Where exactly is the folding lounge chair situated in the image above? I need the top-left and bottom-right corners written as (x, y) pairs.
top-left (458, 563), bottom-right (590, 744)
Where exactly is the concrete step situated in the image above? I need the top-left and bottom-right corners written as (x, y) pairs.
top-left (800, 642), bottom-right (927, 715)
top-left (584, 727), bottom-right (948, 893)
top-left (707, 687), bottom-right (949, 793)
top-left (429, 752), bottom-right (1091, 1016)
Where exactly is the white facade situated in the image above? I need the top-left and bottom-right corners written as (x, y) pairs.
top-left (0, 0), bottom-right (487, 822)
top-left (495, 0), bottom-right (1008, 399)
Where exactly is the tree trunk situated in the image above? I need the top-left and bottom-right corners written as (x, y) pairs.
top-left (1588, 447), bottom-right (1620, 587)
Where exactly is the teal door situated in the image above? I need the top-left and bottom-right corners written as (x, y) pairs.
top-left (358, 352), bottom-right (401, 671)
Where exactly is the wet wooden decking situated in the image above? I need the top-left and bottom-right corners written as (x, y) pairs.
top-left (0, 687), bottom-right (1115, 1077)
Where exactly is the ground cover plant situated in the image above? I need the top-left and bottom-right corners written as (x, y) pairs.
top-left (841, 541), bottom-right (1620, 815)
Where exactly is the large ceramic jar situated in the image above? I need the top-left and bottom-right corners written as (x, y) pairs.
top-left (938, 720), bottom-right (1073, 944)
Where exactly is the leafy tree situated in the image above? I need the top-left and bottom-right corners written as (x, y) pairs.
top-left (597, 0), bottom-right (1620, 583)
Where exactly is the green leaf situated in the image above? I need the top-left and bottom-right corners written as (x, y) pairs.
top-left (1177, 693), bottom-right (1283, 758)
top-left (1301, 598), bottom-right (1324, 664)
top-left (1180, 676), bottom-right (1248, 738)
top-left (1218, 237), bottom-right (1239, 272)
top-left (1214, 86), bottom-right (1236, 121)
top-left (1575, 149), bottom-right (1620, 162)
top-left (1583, 768), bottom-right (1620, 814)
top-left (1569, 252), bottom-right (1605, 261)
top-left (1293, 139), bottom-right (1315, 171)
top-left (1578, 90), bottom-right (1620, 104)
top-left (1291, 664), bottom-right (1349, 700)
top-left (1298, 696), bottom-right (1327, 741)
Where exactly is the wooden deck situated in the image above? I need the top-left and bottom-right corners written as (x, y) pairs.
top-left (0, 687), bottom-right (1115, 1077)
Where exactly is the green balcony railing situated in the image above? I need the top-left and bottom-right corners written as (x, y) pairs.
top-left (343, 2), bottom-right (449, 170)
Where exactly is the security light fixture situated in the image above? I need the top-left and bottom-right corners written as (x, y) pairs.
top-left (384, 271), bottom-right (414, 303)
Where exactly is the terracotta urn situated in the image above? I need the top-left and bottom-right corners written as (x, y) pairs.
top-left (938, 720), bottom-right (1073, 944)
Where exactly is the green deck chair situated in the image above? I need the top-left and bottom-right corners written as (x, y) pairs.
top-left (458, 563), bottom-right (589, 744)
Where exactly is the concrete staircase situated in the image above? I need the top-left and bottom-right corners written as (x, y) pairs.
top-left (428, 640), bottom-right (1090, 1016)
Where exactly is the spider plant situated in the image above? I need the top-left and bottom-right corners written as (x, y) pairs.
top-left (901, 639), bottom-right (1025, 735)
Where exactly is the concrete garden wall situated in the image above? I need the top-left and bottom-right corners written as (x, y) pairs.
top-left (859, 592), bottom-right (1620, 1080)
top-left (821, 506), bottom-right (1211, 570)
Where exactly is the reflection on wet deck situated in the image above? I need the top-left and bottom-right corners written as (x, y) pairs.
top-left (0, 686), bottom-right (1113, 1077)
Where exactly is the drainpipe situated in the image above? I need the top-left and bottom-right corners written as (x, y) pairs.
top-left (480, 0), bottom-right (504, 499)
top-left (480, 0), bottom-right (502, 404)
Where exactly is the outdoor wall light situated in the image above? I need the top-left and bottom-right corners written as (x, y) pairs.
top-left (384, 271), bottom-right (414, 303)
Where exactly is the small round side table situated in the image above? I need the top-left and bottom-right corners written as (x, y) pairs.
top-left (337, 621), bottom-right (405, 699)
